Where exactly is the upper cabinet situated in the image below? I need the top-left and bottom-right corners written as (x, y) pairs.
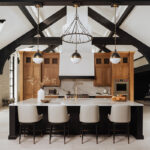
top-left (19, 52), bottom-right (60, 101)
top-left (94, 53), bottom-right (112, 86)
top-left (42, 53), bottom-right (60, 86)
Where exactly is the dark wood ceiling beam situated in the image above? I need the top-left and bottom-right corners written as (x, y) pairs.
top-left (88, 7), bottom-right (150, 63)
top-left (0, 7), bottom-right (66, 74)
top-left (108, 5), bottom-right (135, 37)
top-left (95, 45), bottom-right (111, 53)
top-left (21, 37), bottom-right (62, 45)
top-left (43, 45), bottom-right (60, 53)
top-left (21, 37), bottom-right (133, 45)
top-left (19, 6), bottom-right (44, 37)
top-left (0, 0), bottom-right (150, 6)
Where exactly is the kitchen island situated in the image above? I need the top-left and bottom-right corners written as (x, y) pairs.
top-left (8, 98), bottom-right (144, 140)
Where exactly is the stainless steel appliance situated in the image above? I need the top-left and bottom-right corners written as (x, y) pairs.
top-left (114, 79), bottom-right (129, 99)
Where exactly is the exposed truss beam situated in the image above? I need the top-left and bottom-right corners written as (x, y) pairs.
top-left (43, 45), bottom-right (59, 53)
top-left (95, 45), bottom-right (111, 53)
top-left (88, 7), bottom-right (150, 63)
top-left (21, 37), bottom-right (62, 45)
top-left (19, 6), bottom-right (44, 36)
top-left (0, 7), bottom-right (66, 74)
top-left (108, 5), bottom-right (135, 37)
top-left (0, 0), bottom-right (150, 6)
top-left (20, 37), bottom-right (133, 45)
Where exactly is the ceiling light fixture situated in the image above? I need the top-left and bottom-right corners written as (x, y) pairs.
top-left (33, 4), bottom-right (44, 64)
top-left (62, 3), bottom-right (92, 44)
top-left (0, 19), bottom-right (6, 32)
top-left (70, 43), bottom-right (82, 64)
top-left (110, 4), bottom-right (121, 64)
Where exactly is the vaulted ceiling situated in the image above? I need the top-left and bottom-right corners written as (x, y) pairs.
top-left (0, 0), bottom-right (150, 74)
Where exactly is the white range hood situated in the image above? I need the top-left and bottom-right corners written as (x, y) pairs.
top-left (59, 6), bottom-right (95, 79)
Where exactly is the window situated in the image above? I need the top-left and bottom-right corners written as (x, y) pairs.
top-left (26, 57), bottom-right (31, 63)
top-left (104, 58), bottom-right (109, 64)
top-left (96, 58), bottom-right (101, 64)
top-left (123, 57), bottom-right (128, 63)
top-left (44, 58), bottom-right (50, 64)
top-left (52, 58), bottom-right (58, 64)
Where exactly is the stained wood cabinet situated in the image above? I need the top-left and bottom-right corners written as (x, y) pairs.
top-left (42, 53), bottom-right (60, 86)
top-left (94, 51), bottom-right (134, 101)
top-left (94, 53), bottom-right (112, 86)
top-left (19, 52), bottom-right (60, 101)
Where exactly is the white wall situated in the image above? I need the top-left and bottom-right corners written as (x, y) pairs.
top-left (0, 60), bottom-right (9, 107)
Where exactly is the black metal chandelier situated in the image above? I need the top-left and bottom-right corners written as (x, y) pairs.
top-left (61, 3), bottom-right (92, 44)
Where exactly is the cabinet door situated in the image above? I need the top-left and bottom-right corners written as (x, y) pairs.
top-left (33, 63), bottom-right (41, 98)
top-left (94, 67), bottom-right (111, 86)
top-left (23, 54), bottom-right (34, 99)
top-left (112, 64), bottom-right (129, 79)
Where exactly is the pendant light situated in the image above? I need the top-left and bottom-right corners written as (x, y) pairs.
top-left (33, 4), bottom-right (43, 64)
top-left (70, 43), bottom-right (82, 64)
top-left (0, 19), bottom-right (6, 32)
top-left (70, 4), bottom-right (82, 64)
top-left (110, 4), bottom-right (121, 64)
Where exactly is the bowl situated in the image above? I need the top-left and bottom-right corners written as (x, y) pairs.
top-left (41, 99), bottom-right (50, 103)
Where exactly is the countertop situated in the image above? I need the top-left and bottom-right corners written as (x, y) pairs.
top-left (10, 98), bottom-right (143, 106)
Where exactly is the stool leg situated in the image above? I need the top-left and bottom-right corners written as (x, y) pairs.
top-left (113, 123), bottom-right (115, 144)
top-left (49, 124), bottom-right (52, 144)
top-left (19, 124), bottom-right (22, 144)
top-left (33, 124), bottom-right (35, 144)
top-left (127, 123), bottom-right (130, 144)
top-left (96, 124), bottom-right (98, 144)
top-left (67, 122), bottom-right (69, 137)
top-left (64, 123), bottom-right (66, 144)
top-left (81, 124), bottom-right (83, 144)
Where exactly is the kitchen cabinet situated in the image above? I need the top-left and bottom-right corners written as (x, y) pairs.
top-left (19, 52), bottom-right (60, 101)
top-left (94, 53), bottom-right (112, 86)
top-left (42, 53), bottom-right (60, 86)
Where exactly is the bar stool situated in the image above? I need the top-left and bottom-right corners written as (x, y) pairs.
top-left (18, 105), bottom-right (43, 144)
top-left (108, 104), bottom-right (131, 144)
top-left (48, 105), bottom-right (70, 144)
top-left (79, 105), bottom-right (100, 144)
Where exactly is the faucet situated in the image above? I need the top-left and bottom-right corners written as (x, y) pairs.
top-left (73, 80), bottom-right (78, 100)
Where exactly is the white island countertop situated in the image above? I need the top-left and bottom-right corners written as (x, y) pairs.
top-left (10, 98), bottom-right (143, 106)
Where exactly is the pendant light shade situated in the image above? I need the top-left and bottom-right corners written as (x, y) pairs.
top-left (110, 4), bottom-right (121, 64)
top-left (33, 4), bottom-right (43, 64)
top-left (70, 50), bottom-right (81, 64)
top-left (0, 19), bottom-right (6, 32)
top-left (110, 50), bottom-right (121, 64)
top-left (33, 50), bottom-right (44, 64)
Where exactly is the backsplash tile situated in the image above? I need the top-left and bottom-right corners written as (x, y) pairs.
top-left (44, 79), bottom-right (111, 96)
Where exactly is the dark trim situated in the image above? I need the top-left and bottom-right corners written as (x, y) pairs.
top-left (134, 56), bottom-right (144, 61)
top-left (134, 64), bottom-right (150, 74)
top-left (0, 7), bottom-right (66, 74)
top-left (1, 0), bottom-right (150, 6)
top-left (59, 76), bottom-right (95, 79)
top-left (88, 7), bottom-right (150, 63)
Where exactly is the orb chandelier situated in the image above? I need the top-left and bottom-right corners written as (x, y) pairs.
top-left (70, 44), bottom-right (82, 64)
top-left (33, 4), bottom-right (44, 64)
top-left (110, 4), bottom-right (121, 64)
top-left (61, 3), bottom-right (92, 44)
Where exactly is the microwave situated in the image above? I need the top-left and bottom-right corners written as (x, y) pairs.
top-left (114, 81), bottom-right (129, 93)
